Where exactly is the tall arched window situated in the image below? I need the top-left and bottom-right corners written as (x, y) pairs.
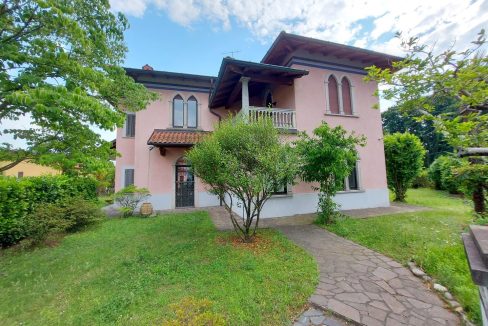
top-left (172, 95), bottom-right (184, 127)
top-left (187, 96), bottom-right (198, 128)
top-left (328, 75), bottom-right (340, 114)
top-left (342, 77), bottom-right (353, 115)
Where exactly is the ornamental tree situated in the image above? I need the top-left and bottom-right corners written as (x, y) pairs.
top-left (0, 0), bottom-right (157, 174)
top-left (187, 117), bottom-right (299, 242)
top-left (384, 133), bottom-right (426, 202)
top-left (295, 123), bottom-right (365, 224)
top-left (365, 30), bottom-right (487, 213)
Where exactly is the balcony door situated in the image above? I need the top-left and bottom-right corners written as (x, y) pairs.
top-left (175, 157), bottom-right (194, 208)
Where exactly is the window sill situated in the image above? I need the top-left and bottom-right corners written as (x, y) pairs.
top-left (169, 127), bottom-right (200, 130)
top-left (325, 113), bottom-right (359, 118)
top-left (271, 193), bottom-right (293, 198)
top-left (337, 189), bottom-right (365, 194)
top-left (122, 136), bottom-right (135, 139)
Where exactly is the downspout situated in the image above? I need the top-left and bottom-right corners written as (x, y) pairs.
top-left (208, 78), bottom-right (222, 207)
top-left (209, 77), bottom-right (222, 122)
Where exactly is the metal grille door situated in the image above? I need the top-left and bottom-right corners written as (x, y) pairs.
top-left (175, 164), bottom-right (194, 207)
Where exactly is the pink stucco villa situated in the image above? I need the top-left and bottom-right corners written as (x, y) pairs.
top-left (114, 32), bottom-right (401, 218)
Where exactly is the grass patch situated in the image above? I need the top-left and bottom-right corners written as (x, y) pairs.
top-left (0, 211), bottom-right (318, 325)
top-left (326, 188), bottom-right (480, 324)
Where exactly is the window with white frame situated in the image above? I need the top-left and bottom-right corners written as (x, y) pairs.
top-left (326, 74), bottom-right (355, 116)
top-left (187, 96), bottom-right (198, 128)
top-left (125, 113), bottom-right (135, 137)
top-left (124, 168), bottom-right (134, 187)
top-left (172, 95), bottom-right (198, 128)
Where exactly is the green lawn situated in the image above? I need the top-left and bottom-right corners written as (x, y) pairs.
top-left (326, 188), bottom-right (480, 324)
top-left (0, 212), bottom-right (318, 325)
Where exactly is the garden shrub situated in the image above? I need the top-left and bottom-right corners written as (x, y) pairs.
top-left (411, 169), bottom-right (432, 188)
top-left (114, 185), bottom-right (150, 217)
top-left (428, 157), bottom-right (444, 190)
top-left (384, 132), bottom-right (426, 201)
top-left (162, 297), bottom-right (225, 326)
top-left (23, 204), bottom-right (69, 244)
top-left (428, 155), bottom-right (467, 193)
top-left (62, 198), bottom-right (104, 232)
top-left (23, 198), bottom-right (103, 245)
top-left (0, 175), bottom-right (98, 247)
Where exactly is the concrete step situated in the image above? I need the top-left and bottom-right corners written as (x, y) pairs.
top-left (469, 225), bottom-right (488, 266)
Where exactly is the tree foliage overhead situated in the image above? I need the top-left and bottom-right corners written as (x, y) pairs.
top-left (384, 133), bottom-right (426, 202)
top-left (187, 117), bottom-right (299, 242)
top-left (366, 30), bottom-right (487, 214)
top-left (0, 0), bottom-right (157, 174)
top-left (366, 30), bottom-right (487, 149)
top-left (295, 123), bottom-right (365, 223)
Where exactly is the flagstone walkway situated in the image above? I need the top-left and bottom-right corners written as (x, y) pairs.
top-left (277, 224), bottom-right (460, 326)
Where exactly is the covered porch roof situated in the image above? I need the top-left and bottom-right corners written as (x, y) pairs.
top-left (209, 57), bottom-right (308, 108)
top-left (147, 129), bottom-right (209, 155)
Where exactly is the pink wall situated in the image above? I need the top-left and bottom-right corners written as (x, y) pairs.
top-left (115, 88), bottom-right (219, 193)
top-left (116, 65), bottom-right (387, 200)
top-left (292, 64), bottom-right (387, 193)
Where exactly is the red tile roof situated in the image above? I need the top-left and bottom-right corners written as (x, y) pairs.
top-left (147, 129), bottom-right (210, 146)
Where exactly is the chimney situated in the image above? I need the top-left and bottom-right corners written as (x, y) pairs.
top-left (142, 64), bottom-right (153, 71)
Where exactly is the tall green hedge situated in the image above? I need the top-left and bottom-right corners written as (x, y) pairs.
top-left (0, 175), bottom-right (97, 247)
top-left (428, 155), bottom-right (467, 194)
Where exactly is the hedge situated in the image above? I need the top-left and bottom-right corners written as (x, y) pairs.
top-left (0, 175), bottom-right (97, 247)
top-left (428, 155), bottom-right (467, 194)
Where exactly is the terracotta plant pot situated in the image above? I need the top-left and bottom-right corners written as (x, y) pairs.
top-left (140, 202), bottom-right (153, 217)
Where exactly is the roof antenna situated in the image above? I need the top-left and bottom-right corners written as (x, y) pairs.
top-left (222, 50), bottom-right (241, 58)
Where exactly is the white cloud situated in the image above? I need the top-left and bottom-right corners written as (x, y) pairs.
top-left (110, 0), bottom-right (488, 55)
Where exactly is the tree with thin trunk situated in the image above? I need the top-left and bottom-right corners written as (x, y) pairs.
top-left (295, 122), bottom-right (365, 223)
top-left (187, 117), bottom-right (299, 242)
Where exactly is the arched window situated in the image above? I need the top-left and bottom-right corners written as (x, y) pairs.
top-left (172, 95), bottom-right (184, 127)
top-left (187, 96), bottom-right (198, 128)
top-left (327, 75), bottom-right (340, 114)
top-left (342, 77), bottom-right (353, 115)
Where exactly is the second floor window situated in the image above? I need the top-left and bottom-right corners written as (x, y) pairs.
top-left (326, 75), bottom-right (355, 116)
top-left (187, 96), bottom-right (198, 128)
top-left (341, 77), bottom-right (353, 115)
top-left (172, 95), bottom-right (198, 128)
top-left (173, 95), bottom-right (184, 127)
top-left (327, 75), bottom-right (340, 114)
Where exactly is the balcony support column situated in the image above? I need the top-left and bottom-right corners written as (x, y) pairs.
top-left (240, 76), bottom-right (251, 117)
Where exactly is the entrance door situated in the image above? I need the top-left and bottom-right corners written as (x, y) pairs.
top-left (175, 157), bottom-right (194, 208)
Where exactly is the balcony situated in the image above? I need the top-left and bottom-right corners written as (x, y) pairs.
top-left (246, 106), bottom-right (297, 130)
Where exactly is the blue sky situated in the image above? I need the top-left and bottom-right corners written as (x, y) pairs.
top-left (123, 13), bottom-right (269, 76)
top-left (3, 0), bottom-right (487, 147)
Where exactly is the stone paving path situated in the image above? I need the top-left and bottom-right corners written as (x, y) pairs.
top-left (295, 307), bottom-right (350, 325)
top-left (277, 225), bottom-right (460, 326)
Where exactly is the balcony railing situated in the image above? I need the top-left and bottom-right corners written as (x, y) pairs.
top-left (246, 106), bottom-right (297, 130)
